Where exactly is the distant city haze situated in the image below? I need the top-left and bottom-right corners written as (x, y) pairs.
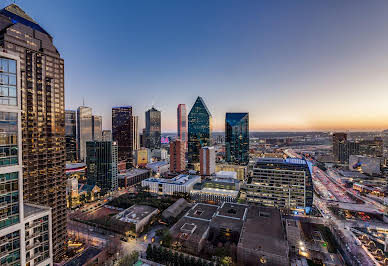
top-left (15, 0), bottom-right (388, 132)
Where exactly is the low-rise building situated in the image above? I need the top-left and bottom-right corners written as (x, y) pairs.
top-left (142, 174), bottom-right (201, 195)
top-left (162, 198), bottom-right (191, 220)
top-left (237, 206), bottom-right (289, 265)
top-left (191, 176), bottom-right (240, 204)
top-left (134, 148), bottom-right (150, 167)
top-left (118, 168), bottom-right (150, 188)
top-left (115, 205), bottom-right (159, 233)
top-left (193, 163), bottom-right (248, 181)
top-left (146, 161), bottom-right (170, 175)
top-left (349, 155), bottom-right (381, 176)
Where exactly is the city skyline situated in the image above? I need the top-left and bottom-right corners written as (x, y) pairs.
top-left (12, 0), bottom-right (388, 132)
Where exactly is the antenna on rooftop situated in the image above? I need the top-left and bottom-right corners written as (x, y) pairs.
top-left (82, 97), bottom-right (85, 106)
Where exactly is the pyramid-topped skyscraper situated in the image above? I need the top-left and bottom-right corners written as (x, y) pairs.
top-left (0, 4), bottom-right (66, 261)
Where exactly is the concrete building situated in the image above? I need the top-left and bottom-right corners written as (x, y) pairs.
top-left (115, 205), bottom-right (158, 233)
top-left (65, 110), bottom-right (77, 162)
top-left (134, 148), bottom-right (150, 167)
top-left (177, 104), bottom-right (187, 144)
top-left (0, 49), bottom-right (53, 265)
top-left (245, 158), bottom-right (313, 213)
top-left (237, 206), bottom-right (289, 266)
top-left (151, 148), bottom-right (168, 160)
top-left (162, 198), bottom-right (191, 219)
top-left (86, 141), bottom-right (118, 193)
top-left (112, 106), bottom-right (133, 169)
top-left (118, 168), bottom-right (150, 188)
top-left (170, 139), bottom-right (186, 173)
top-left (200, 146), bottom-right (216, 176)
top-left (77, 106), bottom-right (93, 162)
top-left (102, 130), bottom-right (112, 141)
top-left (141, 174), bottom-right (201, 195)
top-left (146, 161), bottom-right (170, 175)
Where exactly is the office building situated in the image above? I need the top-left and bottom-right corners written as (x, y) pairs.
top-left (333, 133), bottom-right (348, 164)
top-left (118, 168), bottom-right (150, 188)
top-left (141, 174), bottom-right (201, 195)
top-left (200, 146), bottom-right (215, 176)
top-left (170, 139), bottom-right (186, 173)
top-left (177, 104), bottom-right (187, 143)
top-left (146, 161), bottom-right (170, 175)
top-left (77, 106), bottom-right (93, 162)
top-left (145, 107), bottom-right (161, 150)
top-left (65, 110), bottom-right (77, 162)
top-left (0, 4), bottom-right (66, 260)
top-left (92, 115), bottom-right (102, 141)
top-left (86, 141), bottom-right (118, 193)
top-left (116, 205), bottom-right (158, 233)
top-left (112, 106), bottom-right (133, 169)
top-left (194, 163), bottom-right (248, 181)
top-left (132, 115), bottom-right (140, 150)
top-left (102, 130), bottom-right (112, 141)
top-left (245, 158), bottom-right (313, 213)
top-left (0, 50), bottom-right (53, 265)
top-left (225, 112), bottom-right (249, 165)
top-left (188, 97), bottom-right (212, 165)
top-left (134, 147), bottom-right (150, 167)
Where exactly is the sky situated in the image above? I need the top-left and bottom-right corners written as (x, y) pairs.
top-left (8, 0), bottom-right (388, 132)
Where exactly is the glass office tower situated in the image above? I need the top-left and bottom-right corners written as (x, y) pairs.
top-left (0, 4), bottom-right (66, 260)
top-left (77, 106), bottom-right (93, 162)
top-left (188, 97), bottom-right (212, 165)
top-left (177, 104), bottom-right (187, 143)
top-left (65, 110), bottom-right (77, 162)
top-left (145, 107), bottom-right (161, 150)
top-left (112, 106), bottom-right (133, 168)
top-left (225, 113), bottom-right (249, 165)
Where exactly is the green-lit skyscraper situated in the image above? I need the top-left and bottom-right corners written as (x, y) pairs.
top-left (225, 113), bottom-right (249, 165)
top-left (188, 97), bottom-right (212, 165)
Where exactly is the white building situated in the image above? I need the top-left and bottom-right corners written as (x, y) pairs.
top-left (215, 171), bottom-right (237, 179)
top-left (142, 174), bottom-right (201, 195)
top-left (0, 51), bottom-right (53, 266)
top-left (116, 205), bottom-right (158, 233)
top-left (146, 161), bottom-right (170, 174)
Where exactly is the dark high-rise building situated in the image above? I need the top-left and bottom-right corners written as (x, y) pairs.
top-left (112, 106), bottom-right (133, 168)
top-left (225, 113), bottom-right (249, 165)
top-left (177, 104), bottom-right (187, 143)
top-left (92, 115), bottom-right (102, 141)
top-left (333, 133), bottom-right (348, 164)
top-left (145, 107), bottom-right (161, 150)
top-left (65, 110), bottom-right (77, 162)
top-left (0, 4), bottom-right (66, 260)
top-left (188, 97), bottom-right (212, 165)
top-left (86, 141), bottom-right (118, 193)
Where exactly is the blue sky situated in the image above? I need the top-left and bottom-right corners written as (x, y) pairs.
top-left (9, 0), bottom-right (388, 131)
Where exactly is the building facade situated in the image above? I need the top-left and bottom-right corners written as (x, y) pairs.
top-left (132, 115), bottom-right (140, 150)
top-left (145, 107), bottom-right (161, 150)
top-left (333, 133), bottom-right (348, 164)
top-left (200, 146), bottom-right (215, 176)
top-left (112, 106), bottom-right (133, 169)
top-left (177, 104), bottom-right (187, 144)
top-left (225, 112), bottom-right (249, 165)
top-left (65, 110), bottom-right (77, 162)
top-left (102, 130), bottom-right (112, 141)
top-left (0, 4), bottom-right (66, 260)
top-left (92, 115), bottom-right (102, 141)
top-left (170, 139), bottom-right (186, 173)
top-left (77, 106), bottom-right (93, 162)
top-left (188, 97), bottom-right (212, 166)
top-left (245, 158), bottom-right (313, 213)
top-left (141, 174), bottom-right (201, 195)
top-left (0, 49), bottom-right (53, 265)
top-left (86, 141), bottom-right (118, 193)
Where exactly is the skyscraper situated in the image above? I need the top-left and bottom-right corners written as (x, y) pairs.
top-left (86, 141), bottom-right (118, 193)
top-left (0, 50), bottom-right (54, 266)
top-left (177, 104), bottom-right (187, 144)
top-left (92, 115), bottom-right (102, 141)
top-left (170, 139), bottom-right (186, 173)
top-left (145, 107), bottom-right (161, 150)
top-left (102, 129), bottom-right (112, 141)
top-left (188, 97), bottom-right (212, 165)
top-left (200, 146), bottom-right (216, 176)
top-left (112, 106), bottom-right (133, 168)
top-left (333, 133), bottom-right (348, 164)
top-left (77, 106), bottom-right (93, 162)
top-left (132, 115), bottom-right (140, 150)
top-left (0, 4), bottom-right (66, 260)
top-left (65, 110), bottom-right (77, 162)
top-left (225, 113), bottom-right (249, 165)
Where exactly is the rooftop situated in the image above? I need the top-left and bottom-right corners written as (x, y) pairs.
top-left (216, 202), bottom-right (248, 221)
top-left (66, 163), bottom-right (86, 170)
top-left (215, 171), bottom-right (237, 179)
top-left (144, 174), bottom-right (200, 185)
top-left (146, 161), bottom-right (169, 167)
top-left (191, 187), bottom-right (239, 197)
top-left (238, 206), bottom-right (288, 257)
top-left (162, 198), bottom-right (191, 219)
top-left (24, 203), bottom-right (50, 219)
top-left (185, 203), bottom-right (219, 221)
top-left (118, 168), bottom-right (150, 179)
top-left (116, 205), bottom-right (158, 223)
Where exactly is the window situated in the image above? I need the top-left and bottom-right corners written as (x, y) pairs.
top-left (0, 58), bottom-right (17, 106)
